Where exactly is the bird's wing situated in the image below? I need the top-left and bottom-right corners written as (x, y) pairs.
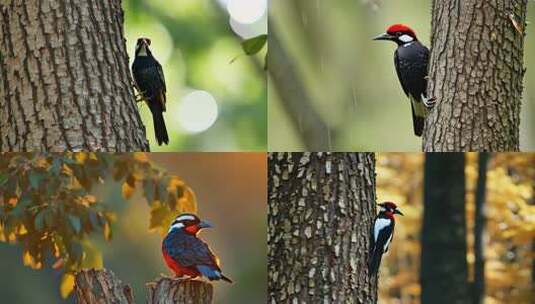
top-left (394, 43), bottom-right (430, 101)
top-left (165, 235), bottom-right (220, 270)
top-left (156, 61), bottom-right (166, 93)
top-left (374, 218), bottom-right (394, 253)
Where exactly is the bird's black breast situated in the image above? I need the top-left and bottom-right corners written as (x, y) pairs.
top-left (132, 56), bottom-right (165, 99)
top-left (162, 230), bottom-right (219, 269)
top-left (394, 41), bottom-right (429, 100)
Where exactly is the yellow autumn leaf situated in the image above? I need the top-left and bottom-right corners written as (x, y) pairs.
top-left (60, 273), bottom-right (75, 299)
top-left (133, 152), bottom-right (149, 163)
top-left (122, 182), bottom-right (135, 200)
top-left (177, 188), bottom-right (197, 214)
top-left (22, 251), bottom-right (42, 269)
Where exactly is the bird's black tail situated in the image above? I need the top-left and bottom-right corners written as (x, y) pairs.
top-left (411, 102), bottom-right (424, 137)
top-left (368, 248), bottom-right (383, 276)
top-left (149, 101), bottom-right (169, 146)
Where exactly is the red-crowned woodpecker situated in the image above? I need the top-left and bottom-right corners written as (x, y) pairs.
top-left (374, 24), bottom-right (435, 137)
top-left (132, 37), bottom-right (169, 146)
top-left (368, 202), bottom-right (403, 276)
top-left (162, 213), bottom-right (232, 283)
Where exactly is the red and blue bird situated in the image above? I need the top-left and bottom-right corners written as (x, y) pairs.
top-left (162, 213), bottom-right (232, 283)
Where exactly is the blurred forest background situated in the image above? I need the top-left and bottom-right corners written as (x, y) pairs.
top-left (124, 0), bottom-right (267, 151)
top-left (0, 153), bottom-right (267, 303)
top-left (377, 153), bottom-right (534, 303)
top-left (268, 0), bottom-right (535, 151)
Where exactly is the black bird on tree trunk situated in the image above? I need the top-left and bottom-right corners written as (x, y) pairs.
top-left (132, 37), bottom-right (169, 146)
top-left (374, 24), bottom-right (435, 137)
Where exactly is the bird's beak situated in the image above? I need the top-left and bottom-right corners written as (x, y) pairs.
top-left (373, 33), bottom-right (395, 41)
top-left (394, 209), bottom-right (404, 216)
top-left (198, 221), bottom-right (213, 229)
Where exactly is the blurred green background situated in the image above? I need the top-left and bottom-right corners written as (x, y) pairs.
top-left (124, 0), bottom-right (267, 151)
top-left (268, 0), bottom-right (535, 151)
top-left (0, 153), bottom-right (267, 303)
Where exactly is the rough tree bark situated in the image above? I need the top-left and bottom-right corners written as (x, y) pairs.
top-left (74, 270), bottom-right (213, 304)
top-left (421, 153), bottom-right (469, 304)
top-left (0, 0), bottom-right (149, 151)
top-left (146, 278), bottom-right (213, 304)
top-left (473, 152), bottom-right (489, 304)
top-left (74, 269), bottom-right (134, 304)
top-left (268, 152), bottom-right (378, 303)
top-left (424, 0), bottom-right (528, 152)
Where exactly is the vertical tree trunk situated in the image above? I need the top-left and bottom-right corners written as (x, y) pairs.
top-left (268, 23), bottom-right (335, 151)
top-left (473, 152), bottom-right (489, 304)
top-left (0, 0), bottom-right (149, 152)
top-left (75, 269), bottom-right (134, 304)
top-left (421, 153), bottom-right (469, 304)
top-left (268, 152), bottom-right (378, 303)
top-left (424, 1), bottom-right (528, 151)
top-left (146, 278), bottom-right (213, 304)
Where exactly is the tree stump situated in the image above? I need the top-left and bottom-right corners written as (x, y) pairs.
top-left (74, 269), bottom-right (134, 304)
top-left (146, 278), bottom-right (213, 304)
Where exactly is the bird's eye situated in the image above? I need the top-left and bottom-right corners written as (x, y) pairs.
top-left (396, 32), bottom-right (402, 36)
top-left (146, 39), bottom-right (151, 46)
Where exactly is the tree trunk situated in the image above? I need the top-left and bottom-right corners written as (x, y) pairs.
top-left (0, 0), bottom-right (149, 152)
top-left (473, 152), bottom-right (489, 304)
top-left (74, 269), bottom-right (134, 304)
top-left (146, 278), bottom-right (213, 304)
top-left (268, 152), bottom-right (378, 303)
top-left (424, 0), bottom-right (528, 151)
top-left (421, 153), bottom-right (469, 304)
top-left (268, 22), bottom-right (335, 151)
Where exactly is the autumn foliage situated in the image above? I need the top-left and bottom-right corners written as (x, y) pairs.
top-left (377, 153), bottom-right (534, 303)
top-left (0, 153), bottom-right (197, 298)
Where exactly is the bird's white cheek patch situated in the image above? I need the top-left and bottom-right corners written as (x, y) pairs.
top-left (399, 34), bottom-right (414, 43)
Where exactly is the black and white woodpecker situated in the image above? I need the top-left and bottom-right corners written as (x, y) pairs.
top-left (132, 37), bottom-right (169, 146)
top-left (374, 24), bottom-right (435, 137)
top-left (368, 201), bottom-right (403, 276)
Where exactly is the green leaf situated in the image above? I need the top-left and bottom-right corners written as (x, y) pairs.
top-left (68, 215), bottom-right (82, 234)
top-left (144, 180), bottom-right (155, 204)
top-left (34, 210), bottom-right (47, 231)
top-left (241, 34), bottom-right (267, 55)
top-left (28, 172), bottom-right (44, 190)
top-left (0, 173), bottom-right (8, 186)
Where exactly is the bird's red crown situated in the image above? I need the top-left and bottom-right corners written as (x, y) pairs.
top-left (386, 24), bottom-right (417, 38)
top-left (382, 201), bottom-right (398, 210)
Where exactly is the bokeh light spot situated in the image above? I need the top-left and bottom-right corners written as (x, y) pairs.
top-left (177, 91), bottom-right (219, 133)
top-left (227, 0), bottom-right (267, 24)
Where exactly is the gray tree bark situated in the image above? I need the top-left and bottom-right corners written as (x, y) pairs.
top-left (146, 278), bottom-right (213, 304)
top-left (75, 269), bottom-right (134, 304)
top-left (424, 0), bottom-right (528, 151)
top-left (268, 152), bottom-right (378, 303)
top-left (421, 153), bottom-right (469, 304)
top-left (0, 0), bottom-right (149, 152)
top-left (473, 152), bottom-right (489, 304)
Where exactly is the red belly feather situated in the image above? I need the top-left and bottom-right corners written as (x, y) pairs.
top-left (162, 250), bottom-right (199, 278)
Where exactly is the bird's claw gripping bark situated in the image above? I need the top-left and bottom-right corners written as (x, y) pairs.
top-left (423, 96), bottom-right (437, 108)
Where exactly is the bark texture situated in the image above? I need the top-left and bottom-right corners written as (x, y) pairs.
top-left (268, 152), bottom-right (378, 303)
top-left (421, 153), bottom-right (469, 304)
top-left (473, 152), bottom-right (489, 304)
top-left (0, 0), bottom-right (149, 151)
top-left (74, 269), bottom-right (134, 304)
top-left (424, 0), bottom-right (528, 151)
top-left (146, 278), bottom-right (213, 304)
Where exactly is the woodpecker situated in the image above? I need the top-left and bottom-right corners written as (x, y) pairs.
top-left (374, 24), bottom-right (435, 136)
top-left (162, 213), bottom-right (232, 283)
top-left (368, 202), bottom-right (403, 276)
top-left (132, 37), bottom-right (169, 146)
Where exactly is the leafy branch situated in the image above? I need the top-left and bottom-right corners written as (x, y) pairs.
top-left (0, 153), bottom-right (197, 298)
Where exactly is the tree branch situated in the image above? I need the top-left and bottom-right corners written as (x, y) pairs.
top-left (146, 278), bottom-right (213, 304)
top-left (74, 269), bottom-right (134, 304)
